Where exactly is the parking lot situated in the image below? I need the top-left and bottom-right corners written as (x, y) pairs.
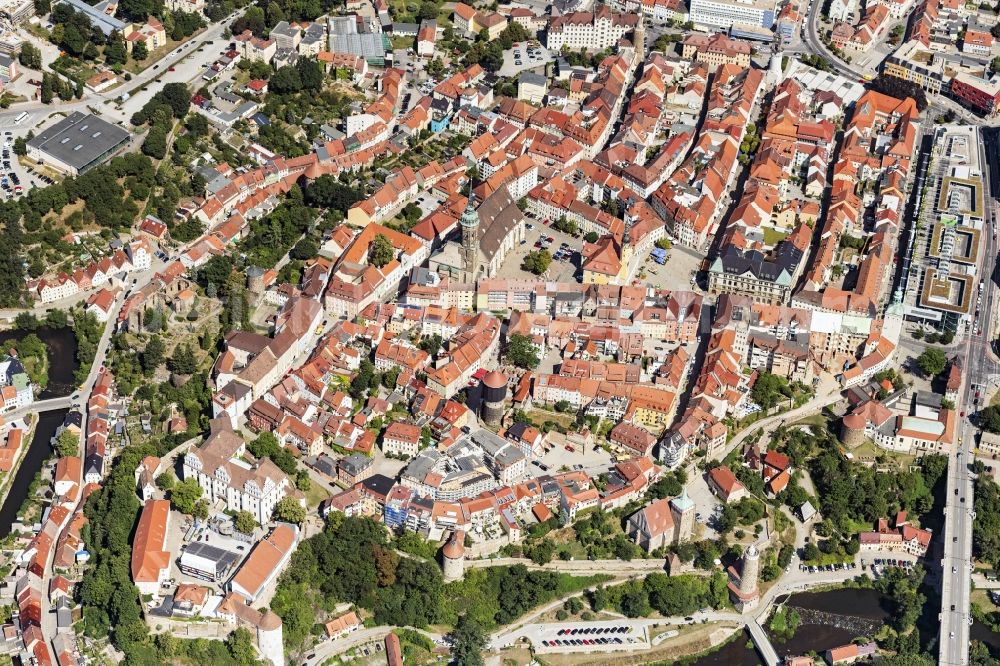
top-left (498, 216), bottom-right (582, 282)
top-left (498, 41), bottom-right (555, 78)
top-left (799, 561), bottom-right (860, 575)
top-left (528, 437), bottom-right (616, 480)
top-left (0, 122), bottom-right (60, 200)
top-left (525, 622), bottom-right (651, 654)
top-left (642, 243), bottom-right (704, 292)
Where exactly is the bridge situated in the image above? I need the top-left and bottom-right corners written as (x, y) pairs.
top-left (746, 618), bottom-right (780, 666)
top-left (4, 396), bottom-right (74, 424)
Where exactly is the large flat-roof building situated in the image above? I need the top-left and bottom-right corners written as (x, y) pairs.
top-left (26, 112), bottom-right (131, 176)
top-left (688, 0), bottom-right (777, 31)
top-left (56, 0), bottom-right (127, 35)
top-left (0, 0), bottom-right (33, 23)
top-left (178, 542), bottom-right (241, 582)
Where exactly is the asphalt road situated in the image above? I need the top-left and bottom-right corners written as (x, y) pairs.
top-left (0, 13), bottom-right (241, 128)
top-left (802, 0), bottom-right (862, 80)
top-left (939, 126), bottom-right (998, 666)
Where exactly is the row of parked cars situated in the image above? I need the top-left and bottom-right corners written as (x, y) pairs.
top-left (871, 558), bottom-right (914, 570)
top-left (557, 626), bottom-right (631, 636)
top-left (1, 132), bottom-right (22, 197)
top-left (542, 636), bottom-right (627, 648)
top-left (800, 562), bottom-right (857, 573)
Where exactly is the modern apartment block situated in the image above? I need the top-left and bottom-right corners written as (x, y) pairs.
top-left (688, 0), bottom-right (777, 32)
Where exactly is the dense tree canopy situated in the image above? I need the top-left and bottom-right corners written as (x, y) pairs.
top-left (271, 516), bottom-right (444, 653)
top-left (368, 234), bottom-right (394, 268)
top-left (916, 348), bottom-right (947, 378)
top-left (505, 333), bottom-right (539, 369)
top-left (304, 175), bottom-right (364, 210)
top-left (810, 448), bottom-right (946, 532)
top-left (450, 614), bottom-right (486, 666)
top-left (751, 372), bottom-right (791, 409)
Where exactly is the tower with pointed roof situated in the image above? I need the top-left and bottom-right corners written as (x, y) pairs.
top-left (442, 530), bottom-right (466, 581)
top-left (670, 487), bottom-right (696, 543)
top-left (460, 198), bottom-right (480, 283)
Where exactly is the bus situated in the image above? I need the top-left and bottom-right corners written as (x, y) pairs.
top-left (14, 112), bottom-right (28, 125)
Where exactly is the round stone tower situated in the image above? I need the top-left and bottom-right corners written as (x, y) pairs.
top-left (246, 265), bottom-right (265, 294)
top-left (480, 370), bottom-right (508, 427)
top-left (256, 610), bottom-right (285, 666)
top-left (442, 530), bottom-right (466, 582)
top-left (840, 413), bottom-right (866, 448)
top-left (740, 544), bottom-right (760, 597)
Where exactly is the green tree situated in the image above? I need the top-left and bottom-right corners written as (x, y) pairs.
top-left (368, 233), bottom-right (394, 268)
top-left (751, 372), bottom-right (790, 410)
top-left (55, 429), bottom-right (79, 457)
top-left (170, 478), bottom-right (203, 514)
top-left (304, 175), bottom-right (363, 209)
top-left (295, 57), bottom-right (323, 90)
top-left (274, 496), bottom-right (306, 524)
top-left (156, 471), bottom-right (175, 490)
top-left (584, 231), bottom-right (599, 243)
top-left (18, 43), bottom-right (41, 69)
top-left (141, 335), bottom-right (165, 374)
top-left (141, 123), bottom-right (168, 160)
top-left (916, 347), bottom-right (947, 377)
top-left (450, 614), bottom-right (486, 666)
top-left (14, 312), bottom-right (39, 331)
top-left (131, 40), bottom-right (148, 61)
top-left (528, 540), bottom-right (554, 565)
top-left (226, 627), bottom-right (259, 665)
top-left (40, 73), bottom-right (53, 104)
top-left (269, 65), bottom-right (302, 94)
top-left (291, 236), bottom-right (319, 260)
top-left (521, 249), bottom-right (551, 275)
top-left (102, 32), bottom-right (129, 66)
top-left (168, 344), bottom-right (198, 375)
top-left (418, 333), bottom-right (442, 356)
top-left (234, 511), bottom-right (257, 534)
top-left (505, 333), bottom-right (539, 369)
top-left (980, 405), bottom-right (1000, 434)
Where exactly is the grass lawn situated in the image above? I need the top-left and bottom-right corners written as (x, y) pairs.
top-left (791, 413), bottom-right (830, 428)
top-left (850, 439), bottom-right (879, 459)
top-left (390, 35), bottom-right (414, 50)
top-left (763, 227), bottom-right (789, 246)
top-left (528, 408), bottom-right (576, 429)
top-left (972, 588), bottom-right (997, 610)
top-left (305, 479), bottom-right (331, 508)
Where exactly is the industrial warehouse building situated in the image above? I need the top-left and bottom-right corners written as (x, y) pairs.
top-left (25, 112), bottom-right (131, 176)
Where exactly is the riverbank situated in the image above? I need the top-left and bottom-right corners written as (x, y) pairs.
top-left (0, 409), bottom-right (67, 538)
top-left (0, 414), bottom-right (37, 521)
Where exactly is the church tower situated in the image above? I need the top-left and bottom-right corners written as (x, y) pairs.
top-left (460, 198), bottom-right (480, 283)
top-left (670, 487), bottom-right (696, 544)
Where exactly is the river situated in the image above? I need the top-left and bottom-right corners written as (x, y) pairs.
top-left (692, 587), bottom-right (1000, 665)
top-left (0, 325), bottom-right (79, 537)
top-left (0, 325), bottom-right (78, 399)
top-left (692, 588), bottom-right (891, 666)
top-left (0, 409), bottom-right (68, 538)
